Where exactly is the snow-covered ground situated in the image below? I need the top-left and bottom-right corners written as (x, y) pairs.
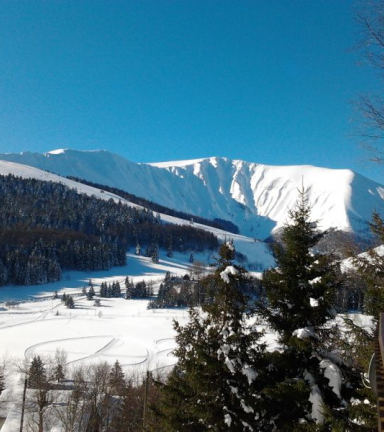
top-left (0, 252), bottom-right (194, 430)
top-left (0, 250), bottom-right (374, 431)
top-left (0, 251), bottom-right (275, 431)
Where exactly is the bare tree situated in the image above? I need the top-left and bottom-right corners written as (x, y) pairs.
top-left (53, 366), bottom-right (88, 432)
top-left (83, 362), bottom-right (114, 432)
top-left (354, 0), bottom-right (384, 162)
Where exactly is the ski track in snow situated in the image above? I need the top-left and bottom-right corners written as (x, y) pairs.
top-left (24, 335), bottom-right (115, 362)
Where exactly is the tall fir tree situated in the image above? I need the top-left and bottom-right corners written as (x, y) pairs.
top-left (109, 360), bottom-right (125, 396)
top-left (54, 364), bottom-right (65, 383)
top-left (28, 355), bottom-right (47, 389)
top-left (156, 242), bottom-right (269, 431)
top-left (259, 189), bottom-right (362, 430)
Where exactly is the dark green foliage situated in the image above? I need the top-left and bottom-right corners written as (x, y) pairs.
top-left (109, 360), bottom-right (125, 396)
top-left (259, 190), bottom-right (361, 430)
top-left (99, 281), bottom-right (122, 298)
top-left (27, 356), bottom-right (52, 432)
top-left (100, 282), bottom-right (107, 298)
top-left (87, 285), bottom-right (95, 300)
top-left (166, 237), bottom-right (173, 258)
top-left (260, 192), bottom-right (338, 343)
top-left (65, 295), bottom-right (75, 309)
top-left (336, 317), bottom-right (377, 429)
top-left (125, 276), bottom-right (134, 299)
top-left (148, 274), bottom-right (206, 308)
top-left (156, 242), bottom-right (268, 430)
top-left (136, 280), bottom-right (148, 297)
top-left (28, 356), bottom-right (47, 389)
top-left (54, 364), bottom-right (65, 383)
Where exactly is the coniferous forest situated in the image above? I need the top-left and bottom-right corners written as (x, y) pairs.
top-left (0, 174), bottom-right (218, 286)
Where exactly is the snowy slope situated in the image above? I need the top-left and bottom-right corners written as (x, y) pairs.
top-left (1, 149), bottom-right (383, 239)
top-left (0, 159), bottom-right (274, 268)
top-left (151, 157), bottom-right (384, 239)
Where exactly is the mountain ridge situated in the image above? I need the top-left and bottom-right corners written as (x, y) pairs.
top-left (0, 148), bottom-right (383, 240)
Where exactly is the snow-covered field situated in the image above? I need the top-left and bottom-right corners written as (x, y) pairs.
top-left (0, 252), bottom-right (199, 430)
top-left (0, 251), bottom-right (206, 366)
top-left (0, 249), bottom-right (277, 429)
top-left (0, 251), bottom-right (373, 431)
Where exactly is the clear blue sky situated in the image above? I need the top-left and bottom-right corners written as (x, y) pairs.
top-left (0, 0), bottom-right (382, 182)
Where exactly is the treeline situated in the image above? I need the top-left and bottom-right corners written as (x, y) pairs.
top-left (0, 174), bottom-right (218, 286)
top-left (148, 270), bottom-right (262, 309)
top-left (67, 175), bottom-right (240, 234)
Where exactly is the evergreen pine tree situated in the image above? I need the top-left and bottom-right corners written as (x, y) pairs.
top-left (54, 364), bottom-right (65, 383)
top-left (106, 283), bottom-right (112, 298)
top-left (167, 237), bottom-right (173, 258)
top-left (157, 283), bottom-right (166, 308)
top-left (259, 190), bottom-right (360, 430)
top-left (112, 281), bottom-right (121, 297)
top-left (151, 243), bottom-right (159, 263)
top-left (0, 368), bottom-right (5, 396)
top-left (65, 295), bottom-right (75, 309)
top-left (157, 242), bottom-right (268, 430)
top-left (125, 277), bottom-right (133, 299)
top-left (88, 285), bottom-right (95, 300)
top-left (109, 360), bottom-right (125, 396)
top-left (100, 282), bottom-right (107, 298)
top-left (28, 355), bottom-right (52, 432)
top-left (28, 355), bottom-right (47, 389)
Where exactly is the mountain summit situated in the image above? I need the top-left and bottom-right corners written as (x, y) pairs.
top-left (0, 149), bottom-right (383, 240)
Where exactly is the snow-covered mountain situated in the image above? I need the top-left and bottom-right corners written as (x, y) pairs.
top-left (0, 158), bottom-right (275, 268)
top-left (1, 149), bottom-right (383, 240)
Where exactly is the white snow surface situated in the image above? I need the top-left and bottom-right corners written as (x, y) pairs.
top-left (292, 327), bottom-right (318, 339)
top-left (304, 371), bottom-right (325, 424)
top-left (220, 266), bottom-right (239, 283)
top-left (224, 413), bottom-right (232, 427)
top-left (320, 359), bottom-right (342, 398)
top-left (0, 149), bottom-right (383, 239)
top-left (310, 298), bottom-right (320, 307)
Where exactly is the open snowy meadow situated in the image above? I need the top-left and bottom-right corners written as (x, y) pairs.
top-left (0, 250), bottom-right (276, 431)
top-left (0, 250), bottom-right (372, 431)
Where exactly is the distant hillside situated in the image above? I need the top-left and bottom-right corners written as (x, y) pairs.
top-left (0, 173), bottom-right (217, 286)
top-left (67, 175), bottom-right (240, 234)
